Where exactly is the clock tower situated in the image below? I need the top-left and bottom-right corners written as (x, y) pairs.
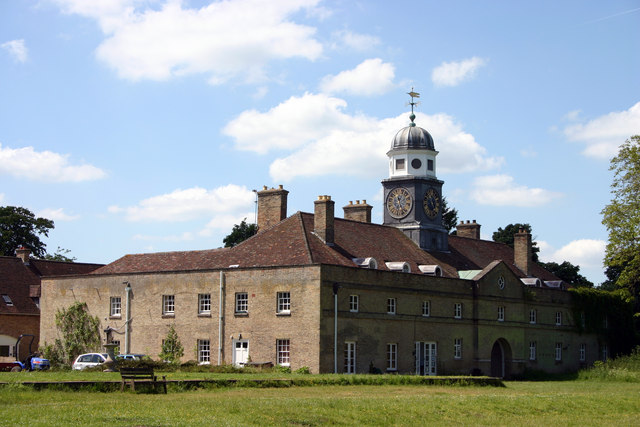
top-left (382, 90), bottom-right (448, 251)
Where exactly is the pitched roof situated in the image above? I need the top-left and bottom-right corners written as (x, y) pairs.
top-left (28, 259), bottom-right (104, 277)
top-left (0, 257), bottom-right (104, 315)
top-left (90, 211), bottom-right (559, 282)
top-left (0, 257), bottom-right (40, 315)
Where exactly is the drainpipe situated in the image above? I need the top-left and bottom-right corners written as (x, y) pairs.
top-left (124, 282), bottom-right (132, 354)
top-left (218, 271), bottom-right (225, 365)
top-left (333, 283), bottom-right (339, 374)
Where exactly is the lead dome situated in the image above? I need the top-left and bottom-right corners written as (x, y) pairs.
top-left (391, 123), bottom-right (435, 151)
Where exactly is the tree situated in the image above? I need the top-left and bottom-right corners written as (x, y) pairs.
top-left (441, 197), bottom-right (459, 234)
top-left (223, 218), bottom-right (258, 248)
top-left (492, 223), bottom-right (540, 261)
top-left (42, 246), bottom-right (76, 262)
top-left (41, 301), bottom-right (101, 367)
top-left (158, 325), bottom-right (184, 363)
top-left (0, 206), bottom-right (54, 258)
top-left (540, 261), bottom-right (593, 288)
top-left (601, 135), bottom-right (640, 310)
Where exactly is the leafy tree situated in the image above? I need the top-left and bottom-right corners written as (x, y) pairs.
top-left (159, 325), bottom-right (184, 363)
top-left (0, 206), bottom-right (54, 258)
top-left (540, 261), bottom-right (593, 288)
top-left (42, 301), bottom-right (101, 367)
top-left (42, 246), bottom-right (76, 262)
top-left (223, 218), bottom-right (258, 248)
top-left (492, 223), bottom-right (540, 262)
top-left (601, 135), bottom-right (640, 310)
top-left (441, 197), bottom-right (459, 234)
top-left (601, 265), bottom-right (623, 291)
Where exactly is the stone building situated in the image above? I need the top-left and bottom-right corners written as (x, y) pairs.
top-left (40, 111), bottom-right (604, 377)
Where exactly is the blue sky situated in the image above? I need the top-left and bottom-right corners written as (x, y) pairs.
top-left (1, 0), bottom-right (639, 285)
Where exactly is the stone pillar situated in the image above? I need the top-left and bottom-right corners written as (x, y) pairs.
top-left (314, 195), bottom-right (335, 245)
top-left (514, 228), bottom-right (532, 276)
top-left (456, 220), bottom-right (481, 239)
top-left (343, 200), bottom-right (372, 223)
top-left (257, 185), bottom-right (288, 233)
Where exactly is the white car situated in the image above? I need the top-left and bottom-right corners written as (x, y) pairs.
top-left (72, 353), bottom-right (108, 370)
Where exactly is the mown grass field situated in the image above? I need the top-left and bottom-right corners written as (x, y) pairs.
top-left (1, 378), bottom-right (639, 426)
top-left (2, 350), bottom-right (640, 426)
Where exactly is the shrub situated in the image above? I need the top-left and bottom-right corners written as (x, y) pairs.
top-left (294, 366), bottom-right (311, 374)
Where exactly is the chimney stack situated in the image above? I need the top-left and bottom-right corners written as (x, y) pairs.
top-left (16, 246), bottom-right (31, 264)
top-left (343, 200), bottom-right (372, 223)
top-left (314, 195), bottom-right (335, 245)
top-left (456, 220), bottom-right (481, 239)
top-left (514, 227), bottom-right (532, 276)
top-left (257, 185), bottom-right (288, 233)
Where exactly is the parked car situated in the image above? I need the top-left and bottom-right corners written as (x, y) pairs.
top-left (115, 354), bottom-right (146, 361)
top-left (72, 353), bottom-right (108, 370)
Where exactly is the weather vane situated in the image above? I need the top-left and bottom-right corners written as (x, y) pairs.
top-left (406, 87), bottom-right (420, 126)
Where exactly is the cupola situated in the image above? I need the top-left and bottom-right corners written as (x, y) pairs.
top-left (387, 90), bottom-right (438, 179)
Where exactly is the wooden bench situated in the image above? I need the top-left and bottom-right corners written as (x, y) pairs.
top-left (119, 367), bottom-right (167, 393)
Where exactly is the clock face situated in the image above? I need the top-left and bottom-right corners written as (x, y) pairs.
top-left (386, 187), bottom-right (413, 219)
top-left (423, 188), bottom-right (440, 219)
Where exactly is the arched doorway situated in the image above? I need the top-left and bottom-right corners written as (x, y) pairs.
top-left (490, 339), bottom-right (512, 378)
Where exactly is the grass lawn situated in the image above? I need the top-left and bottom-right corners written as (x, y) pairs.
top-left (1, 380), bottom-right (639, 426)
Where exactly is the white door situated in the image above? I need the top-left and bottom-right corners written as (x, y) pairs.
top-left (415, 341), bottom-right (437, 376)
top-left (233, 340), bottom-right (249, 366)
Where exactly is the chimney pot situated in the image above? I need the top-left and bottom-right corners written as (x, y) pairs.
top-left (456, 220), bottom-right (481, 240)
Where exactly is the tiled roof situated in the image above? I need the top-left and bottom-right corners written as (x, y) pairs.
top-left (0, 257), bottom-right (40, 315)
top-left (0, 257), bottom-right (104, 315)
top-left (90, 211), bottom-right (559, 282)
top-left (29, 259), bottom-right (104, 277)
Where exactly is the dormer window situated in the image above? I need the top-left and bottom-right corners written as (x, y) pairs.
top-left (385, 262), bottom-right (411, 273)
top-left (352, 257), bottom-right (378, 269)
top-left (2, 294), bottom-right (13, 306)
top-left (419, 265), bottom-right (442, 276)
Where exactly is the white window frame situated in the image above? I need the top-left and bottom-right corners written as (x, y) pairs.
top-left (349, 295), bottom-right (359, 313)
top-left (555, 342), bottom-right (562, 361)
top-left (422, 300), bottom-right (430, 317)
top-left (235, 292), bottom-right (248, 314)
top-left (529, 341), bottom-right (537, 361)
top-left (387, 343), bottom-right (397, 371)
top-left (498, 306), bottom-right (505, 322)
top-left (387, 298), bottom-right (396, 315)
top-left (529, 309), bottom-right (537, 324)
top-left (2, 294), bottom-right (13, 306)
top-left (344, 341), bottom-right (356, 374)
top-left (555, 311), bottom-right (562, 326)
top-left (454, 338), bottom-right (462, 359)
top-left (277, 291), bottom-right (291, 314)
top-left (198, 339), bottom-right (210, 364)
top-left (580, 343), bottom-right (586, 362)
top-left (162, 295), bottom-right (175, 315)
top-left (277, 339), bottom-right (290, 366)
top-left (454, 303), bottom-right (462, 319)
top-left (110, 296), bottom-right (121, 317)
top-left (198, 293), bottom-right (211, 315)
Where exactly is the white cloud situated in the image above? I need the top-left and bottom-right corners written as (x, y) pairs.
top-left (199, 212), bottom-right (255, 237)
top-left (0, 194), bottom-right (4, 203)
top-left (563, 102), bottom-right (640, 159)
top-left (330, 29), bottom-right (380, 51)
top-left (1, 39), bottom-right (28, 63)
top-left (225, 93), bottom-right (502, 181)
top-left (470, 174), bottom-right (563, 207)
top-left (54, 0), bottom-right (323, 83)
top-left (37, 208), bottom-right (80, 221)
top-left (320, 58), bottom-right (395, 96)
top-left (431, 57), bottom-right (487, 87)
top-left (539, 239), bottom-right (606, 270)
top-left (111, 184), bottom-right (255, 222)
top-left (0, 143), bottom-right (106, 182)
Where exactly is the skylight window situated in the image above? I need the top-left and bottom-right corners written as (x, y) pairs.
top-left (2, 294), bottom-right (13, 306)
